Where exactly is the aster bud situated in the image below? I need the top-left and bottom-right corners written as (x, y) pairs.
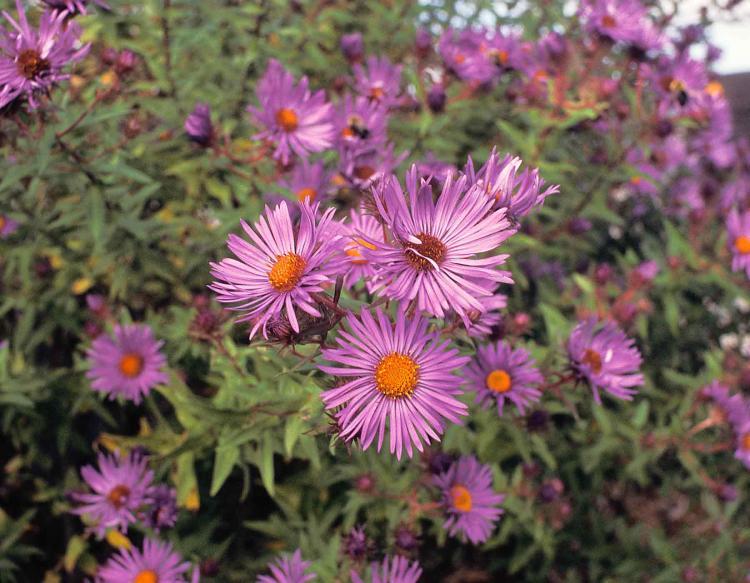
top-left (184, 102), bottom-right (214, 147)
top-left (340, 33), bottom-right (364, 64)
top-left (354, 473), bottom-right (376, 493)
top-left (427, 84), bottom-right (446, 113)
top-left (394, 524), bottom-right (420, 552)
top-left (415, 27), bottom-right (431, 58)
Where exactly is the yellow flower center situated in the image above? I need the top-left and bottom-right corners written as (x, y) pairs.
top-left (107, 484), bottom-right (131, 509)
top-left (374, 353), bottom-right (419, 398)
top-left (450, 485), bottom-right (473, 512)
top-left (119, 354), bottom-right (144, 378)
top-left (346, 238), bottom-right (377, 265)
top-left (17, 49), bottom-right (50, 80)
top-left (134, 570), bottom-right (159, 583)
top-left (668, 78), bottom-right (686, 94)
top-left (404, 232), bottom-right (446, 271)
top-left (486, 369), bottom-right (512, 393)
top-left (275, 108), bottom-right (299, 132)
top-left (296, 187), bottom-right (317, 203)
top-left (734, 236), bottom-right (750, 255)
top-left (705, 81), bottom-right (724, 97)
top-left (268, 253), bottom-right (306, 292)
top-left (582, 349), bottom-right (603, 374)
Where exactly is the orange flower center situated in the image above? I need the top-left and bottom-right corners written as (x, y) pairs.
top-left (17, 49), bottom-right (50, 80)
top-left (486, 369), bottom-right (512, 393)
top-left (119, 353), bottom-right (144, 378)
top-left (370, 86), bottom-right (385, 101)
top-left (374, 353), bottom-right (419, 398)
top-left (107, 484), bottom-right (131, 509)
top-left (450, 485), bottom-right (473, 512)
top-left (492, 49), bottom-right (509, 66)
top-left (734, 236), bottom-right (750, 255)
top-left (134, 570), bottom-right (159, 583)
top-left (668, 79), bottom-right (686, 94)
top-left (740, 432), bottom-right (750, 450)
top-left (582, 349), bottom-right (603, 374)
top-left (346, 238), bottom-right (377, 265)
top-left (601, 14), bottom-right (617, 28)
top-left (268, 253), bottom-right (306, 292)
top-left (705, 81), bottom-right (724, 97)
top-left (296, 187), bottom-right (317, 203)
top-left (275, 108), bottom-right (299, 132)
top-left (0, 216), bottom-right (6, 231)
top-left (353, 165), bottom-right (375, 180)
top-left (404, 232), bottom-right (446, 271)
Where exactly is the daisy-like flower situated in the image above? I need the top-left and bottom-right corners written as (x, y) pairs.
top-left (0, 0), bottom-right (89, 109)
top-left (733, 417), bottom-right (750, 470)
top-left (278, 159), bottom-right (329, 204)
top-left (568, 318), bottom-right (644, 404)
top-left (335, 95), bottom-right (388, 156)
top-left (466, 341), bottom-right (543, 415)
top-left (462, 294), bottom-right (507, 339)
top-left (580, 0), bottom-right (662, 51)
top-left (352, 555), bottom-right (423, 583)
top-left (140, 484), bottom-right (178, 532)
top-left (337, 142), bottom-right (408, 190)
top-left (86, 324), bottom-right (169, 404)
top-left (433, 455), bottom-right (505, 544)
top-left (319, 308), bottom-right (469, 460)
top-left (257, 549), bottom-right (315, 583)
top-left (184, 102), bottom-right (214, 147)
top-left (71, 452), bottom-right (153, 536)
top-left (97, 538), bottom-right (193, 583)
top-left (248, 59), bottom-right (335, 164)
top-left (702, 381), bottom-right (748, 428)
top-left (655, 55), bottom-right (710, 114)
top-left (464, 148), bottom-right (559, 222)
top-left (363, 165), bottom-right (514, 320)
top-left (342, 208), bottom-right (383, 292)
top-left (727, 210), bottom-right (750, 278)
top-left (210, 201), bottom-right (341, 339)
top-left (353, 56), bottom-right (402, 108)
top-left (0, 214), bottom-right (19, 238)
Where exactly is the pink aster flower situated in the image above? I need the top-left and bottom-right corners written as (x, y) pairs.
top-left (319, 308), bottom-right (469, 460)
top-left (278, 159), bottom-right (330, 204)
top-left (86, 324), bottom-right (169, 404)
top-left (353, 55), bottom-right (402, 108)
top-left (733, 419), bottom-right (750, 470)
top-left (337, 142), bottom-right (408, 190)
top-left (71, 451), bottom-right (154, 536)
top-left (209, 202), bottom-right (341, 339)
top-left (568, 318), bottom-right (644, 404)
top-left (0, 214), bottom-right (19, 238)
top-left (0, 0), bottom-right (89, 109)
top-left (702, 381), bottom-right (748, 428)
top-left (352, 555), bottom-right (423, 583)
top-left (434, 455), bottom-right (505, 544)
top-left (257, 549), bottom-right (315, 583)
top-left (726, 210), bottom-right (750, 278)
top-left (466, 341), bottom-right (543, 416)
top-left (248, 59), bottom-right (335, 164)
top-left (342, 208), bottom-right (383, 292)
top-left (462, 294), bottom-right (507, 339)
top-left (335, 94), bottom-right (388, 156)
top-left (96, 538), bottom-right (193, 583)
top-left (580, 0), bottom-right (663, 51)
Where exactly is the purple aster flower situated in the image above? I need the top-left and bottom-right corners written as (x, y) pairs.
top-left (353, 56), bottom-right (402, 108)
top-left (634, 260), bottom-right (659, 283)
top-left (727, 210), bottom-right (750, 279)
top-left (464, 149), bottom-right (559, 222)
top-left (438, 28), bottom-right (492, 83)
top-left (41, 0), bottom-right (109, 15)
top-left (0, 214), bottom-right (19, 238)
top-left (352, 556), bottom-right (423, 583)
top-left (337, 142), bottom-right (408, 190)
top-left (702, 381), bottom-right (748, 428)
top-left (733, 419), bottom-right (750, 470)
top-left (580, 0), bottom-right (663, 51)
top-left (654, 55), bottom-right (709, 115)
top-left (363, 166), bottom-right (514, 321)
top-left (257, 549), bottom-right (315, 583)
top-left (335, 95), bottom-right (388, 156)
top-left (462, 294), bottom-right (507, 338)
top-left (466, 341), bottom-right (543, 416)
top-left (415, 153), bottom-right (455, 187)
top-left (248, 59), bottom-right (335, 164)
top-left (319, 308), bottom-right (469, 460)
top-left (433, 455), bottom-right (504, 544)
top-left (278, 159), bottom-right (329, 204)
top-left (71, 451), bottom-right (153, 536)
top-left (184, 102), bottom-right (214, 147)
top-left (140, 484), bottom-right (178, 531)
top-left (210, 202), bottom-right (341, 339)
top-left (0, 0), bottom-right (89, 109)
top-left (86, 324), bottom-right (169, 404)
top-left (568, 318), bottom-right (644, 404)
top-left (342, 208), bottom-right (383, 292)
top-left (97, 538), bottom-right (193, 583)
top-left (340, 32), bottom-right (364, 63)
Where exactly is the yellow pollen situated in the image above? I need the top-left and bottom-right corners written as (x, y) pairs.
top-left (346, 238), bottom-right (377, 265)
top-left (107, 484), bottom-right (131, 509)
top-left (705, 81), bottom-right (724, 97)
top-left (119, 353), bottom-right (144, 378)
top-left (734, 236), bottom-right (750, 255)
top-left (486, 369), bottom-right (512, 393)
top-left (582, 348), bottom-right (603, 374)
top-left (450, 485), bottom-right (473, 512)
top-left (17, 49), bottom-right (50, 80)
top-left (742, 432), bottom-right (750, 451)
top-left (296, 187), bottom-right (317, 202)
top-left (374, 353), bottom-right (419, 398)
top-left (268, 253), bottom-right (306, 292)
top-left (275, 108), bottom-right (299, 132)
top-left (134, 570), bottom-right (159, 583)
top-left (669, 79), bottom-right (686, 93)
top-left (404, 232), bottom-right (446, 271)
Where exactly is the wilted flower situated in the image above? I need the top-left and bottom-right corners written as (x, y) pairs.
top-left (319, 308), bottom-right (468, 460)
top-left (248, 59), bottom-right (335, 164)
top-left (352, 555), bottom-right (422, 583)
top-left (0, 0), bottom-right (90, 109)
top-left (257, 549), bottom-right (315, 583)
top-left (86, 324), bottom-right (169, 404)
top-left (97, 538), bottom-right (193, 583)
top-left (466, 341), bottom-right (543, 415)
top-left (210, 202), bottom-right (341, 339)
top-left (184, 102), bottom-right (214, 147)
top-left (353, 55), bottom-right (402, 107)
top-left (71, 451), bottom-right (153, 536)
top-left (727, 210), bottom-right (750, 279)
top-left (568, 318), bottom-right (644, 403)
top-left (434, 455), bottom-right (505, 544)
